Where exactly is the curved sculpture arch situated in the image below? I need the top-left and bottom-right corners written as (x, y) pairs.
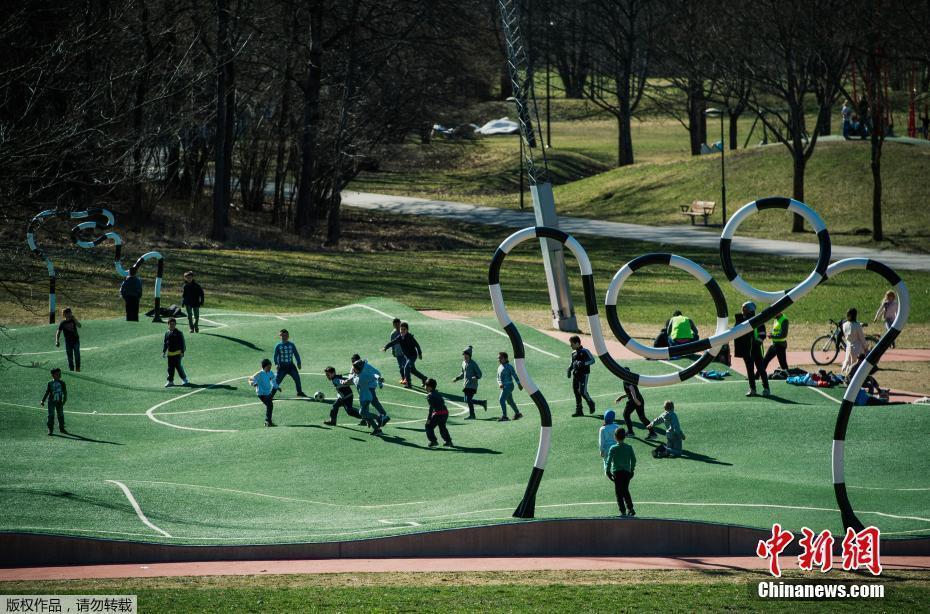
top-left (27, 209), bottom-right (164, 323)
top-left (488, 197), bottom-right (908, 531)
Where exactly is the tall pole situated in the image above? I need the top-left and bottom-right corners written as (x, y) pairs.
top-left (720, 112), bottom-right (727, 224)
top-left (519, 137), bottom-right (525, 209)
top-left (546, 18), bottom-right (551, 147)
top-left (500, 0), bottom-right (576, 332)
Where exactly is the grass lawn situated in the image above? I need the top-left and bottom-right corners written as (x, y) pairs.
top-left (1, 298), bottom-right (928, 545)
top-left (3, 570), bottom-right (928, 612)
top-left (350, 98), bottom-right (930, 253)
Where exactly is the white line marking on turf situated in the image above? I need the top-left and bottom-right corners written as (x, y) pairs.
top-left (10, 347), bottom-right (101, 356)
top-left (805, 386), bottom-right (842, 404)
top-left (378, 519), bottom-right (421, 527)
top-left (0, 400), bottom-right (141, 416)
top-left (441, 318), bottom-right (559, 359)
top-left (195, 317), bottom-right (228, 329)
top-left (145, 378), bottom-right (243, 433)
top-left (106, 480), bottom-right (173, 538)
top-left (128, 480), bottom-right (426, 508)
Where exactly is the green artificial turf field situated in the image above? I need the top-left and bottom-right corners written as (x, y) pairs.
top-left (0, 298), bottom-right (928, 545)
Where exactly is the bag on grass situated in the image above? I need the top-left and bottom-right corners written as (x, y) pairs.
top-left (653, 443), bottom-right (670, 458)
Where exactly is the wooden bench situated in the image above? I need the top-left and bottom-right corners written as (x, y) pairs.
top-left (680, 200), bottom-right (716, 225)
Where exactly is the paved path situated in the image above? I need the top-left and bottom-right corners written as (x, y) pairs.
top-left (342, 191), bottom-right (930, 272)
top-left (3, 556), bottom-right (928, 580)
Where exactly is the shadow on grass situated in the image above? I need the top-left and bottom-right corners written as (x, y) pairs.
top-left (179, 383), bottom-right (238, 390)
top-left (284, 424), bottom-right (327, 429)
top-left (377, 432), bottom-right (500, 454)
top-left (52, 431), bottom-right (122, 445)
top-left (638, 439), bottom-right (732, 466)
top-left (200, 333), bottom-right (263, 352)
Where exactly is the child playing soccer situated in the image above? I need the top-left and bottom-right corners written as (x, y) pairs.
top-left (249, 358), bottom-right (280, 427)
top-left (162, 318), bottom-right (189, 387)
top-left (567, 335), bottom-right (596, 416)
top-left (648, 400), bottom-right (686, 457)
top-left (452, 346), bottom-right (487, 419)
top-left (605, 429), bottom-right (636, 517)
top-left (40, 368), bottom-right (67, 435)
top-left (381, 322), bottom-right (428, 388)
top-left (496, 352), bottom-right (523, 421)
top-left (351, 359), bottom-right (385, 435)
top-left (55, 307), bottom-right (81, 372)
top-left (323, 366), bottom-right (363, 426)
top-left (388, 318), bottom-right (406, 383)
top-left (424, 378), bottom-right (453, 448)
top-left (273, 329), bottom-right (306, 397)
top-left (615, 379), bottom-right (656, 439)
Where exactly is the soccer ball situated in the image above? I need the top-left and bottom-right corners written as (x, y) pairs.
top-left (313, 391), bottom-right (326, 401)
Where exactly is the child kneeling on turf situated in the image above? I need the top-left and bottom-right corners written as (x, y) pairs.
top-left (323, 366), bottom-right (363, 426)
top-left (605, 428), bottom-right (636, 517)
top-left (249, 358), bottom-right (279, 427)
top-left (424, 378), bottom-right (453, 448)
top-left (648, 400), bottom-right (685, 457)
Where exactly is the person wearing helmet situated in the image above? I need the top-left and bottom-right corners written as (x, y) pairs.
top-left (734, 302), bottom-right (770, 397)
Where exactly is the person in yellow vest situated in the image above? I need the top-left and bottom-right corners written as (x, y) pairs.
top-left (665, 310), bottom-right (699, 345)
top-left (761, 312), bottom-right (790, 372)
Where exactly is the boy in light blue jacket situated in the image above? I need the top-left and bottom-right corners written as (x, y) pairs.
top-left (495, 352), bottom-right (523, 422)
top-left (648, 400), bottom-right (685, 457)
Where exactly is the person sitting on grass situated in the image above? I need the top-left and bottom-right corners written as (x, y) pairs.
top-left (162, 317), bottom-right (189, 387)
top-left (598, 410), bottom-right (620, 463)
top-left (323, 366), bottom-right (363, 426)
top-left (424, 378), bottom-right (453, 448)
top-left (249, 358), bottom-right (279, 427)
top-left (496, 351), bottom-right (523, 422)
top-left (40, 367), bottom-right (67, 436)
top-left (453, 346), bottom-right (487, 419)
top-left (55, 307), bottom-right (81, 372)
top-left (648, 400), bottom-right (685, 458)
top-left (605, 428), bottom-right (636, 518)
top-left (665, 310), bottom-right (699, 345)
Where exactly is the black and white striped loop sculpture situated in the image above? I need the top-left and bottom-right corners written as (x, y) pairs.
top-left (27, 208), bottom-right (116, 323)
top-left (27, 208), bottom-right (165, 323)
top-left (489, 196), bottom-right (907, 530)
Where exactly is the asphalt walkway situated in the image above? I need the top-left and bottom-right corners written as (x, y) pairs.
top-left (342, 191), bottom-right (930, 272)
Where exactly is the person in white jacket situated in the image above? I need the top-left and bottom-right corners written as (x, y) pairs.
top-left (599, 410), bottom-right (621, 466)
top-left (841, 308), bottom-right (869, 375)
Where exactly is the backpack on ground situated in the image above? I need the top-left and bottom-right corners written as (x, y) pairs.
top-left (653, 443), bottom-right (670, 458)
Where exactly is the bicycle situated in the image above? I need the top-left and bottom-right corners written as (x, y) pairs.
top-left (809, 319), bottom-right (880, 366)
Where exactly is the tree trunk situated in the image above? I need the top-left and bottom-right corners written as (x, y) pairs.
top-left (272, 81), bottom-right (290, 226)
top-left (326, 189), bottom-right (342, 246)
top-left (500, 58), bottom-right (513, 100)
top-left (616, 72), bottom-right (634, 166)
top-left (871, 137), bottom-right (883, 241)
top-left (687, 78), bottom-right (704, 156)
top-left (792, 154), bottom-right (806, 232)
top-left (211, 0), bottom-right (231, 241)
top-left (818, 103), bottom-right (832, 136)
top-left (729, 113), bottom-right (740, 150)
top-left (294, 7), bottom-right (323, 236)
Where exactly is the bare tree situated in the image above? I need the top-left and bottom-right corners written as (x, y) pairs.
top-left (584, 0), bottom-right (654, 166)
top-left (719, 0), bottom-right (849, 232)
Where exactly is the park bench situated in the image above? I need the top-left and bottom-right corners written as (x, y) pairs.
top-left (680, 200), bottom-right (716, 226)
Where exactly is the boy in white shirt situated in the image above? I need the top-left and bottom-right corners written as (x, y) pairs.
top-left (249, 358), bottom-right (280, 427)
